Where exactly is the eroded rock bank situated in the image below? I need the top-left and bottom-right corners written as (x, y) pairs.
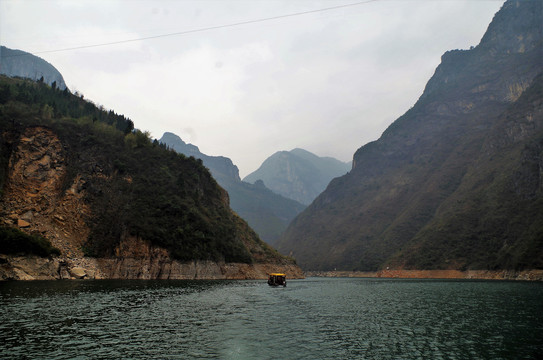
top-left (0, 255), bottom-right (304, 281)
top-left (305, 269), bottom-right (543, 281)
top-left (0, 220), bottom-right (304, 281)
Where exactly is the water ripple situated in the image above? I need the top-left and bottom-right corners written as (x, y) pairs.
top-left (1, 278), bottom-right (542, 359)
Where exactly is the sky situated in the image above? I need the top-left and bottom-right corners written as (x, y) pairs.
top-left (0, 0), bottom-right (504, 178)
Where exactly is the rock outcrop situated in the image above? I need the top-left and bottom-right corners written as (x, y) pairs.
top-left (1, 251), bottom-right (303, 281)
top-left (0, 235), bottom-right (303, 280)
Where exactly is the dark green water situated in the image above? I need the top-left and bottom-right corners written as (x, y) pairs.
top-left (1, 277), bottom-right (542, 359)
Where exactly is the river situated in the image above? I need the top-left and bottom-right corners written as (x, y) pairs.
top-left (1, 277), bottom-right (541, 359)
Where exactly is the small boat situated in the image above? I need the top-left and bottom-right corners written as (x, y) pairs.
top-left (268, 273), bottom-right (286, 287)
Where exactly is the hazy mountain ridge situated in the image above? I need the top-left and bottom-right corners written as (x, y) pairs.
top-left (0, 46), bottom-right (67, 90)
top-left (159, 132), bottom-right (306, 245)
top-left (243, 148), bottom-right (351, 205)
top-left (277, 0), bottom-right (543, 271)
top-left (160, 132), bottom-right (241, 185)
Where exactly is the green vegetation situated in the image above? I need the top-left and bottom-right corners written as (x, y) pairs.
top-left (159, 132), bottom-right (307, 245)
top-left (0, 75), bottom-right (273, 264)
top-left (0, 75), bottom-right (134, 134)
top-left (0, 226), bottom-right (61, 257)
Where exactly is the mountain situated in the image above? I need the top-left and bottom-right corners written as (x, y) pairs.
top-left (277, 0), bottom-right (543, 272)
top-left (159, 132), bottom-right (241, 186)
top-left (0, 46), bottom-right (67, 90)
top-left (0, 75), bottom-right (301, 280)
top-left (243, 148), bottom-right (351, 205)
top-left (159, 133), bottom-right (306, 245)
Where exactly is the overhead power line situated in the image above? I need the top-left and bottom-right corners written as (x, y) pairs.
top-left (3, 0), bottom-right (380, 57)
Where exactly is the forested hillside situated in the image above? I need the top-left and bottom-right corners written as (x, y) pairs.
top-left (0, 75), bottom-right (290, 266)
top-left (160, 132), bottom-right (306, 245)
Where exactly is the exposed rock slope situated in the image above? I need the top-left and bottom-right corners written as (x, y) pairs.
top-left (2, 127), bottom-right (89, 258)
top-left (277, 0), bottom-right (543, 271)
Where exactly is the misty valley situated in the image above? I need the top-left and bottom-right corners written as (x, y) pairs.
top-left (1, 0), bottom-right (542, 359)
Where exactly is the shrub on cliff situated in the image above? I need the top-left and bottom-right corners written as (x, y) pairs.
top-left (0, 226), bottom-right (61, 257)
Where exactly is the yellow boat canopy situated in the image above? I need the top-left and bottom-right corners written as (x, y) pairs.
top-left (269, 273), bottom-right (286, 276)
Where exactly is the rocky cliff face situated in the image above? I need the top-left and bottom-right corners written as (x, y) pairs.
top-left (0, 46), bottom-right (67, 90)
top-left (243, 148), bottom-right (351, 205)
top-left (0, 235), bottom-right (304, 281)
top-left (2, 127), bottom-right (89, 257)
top-left (277, 0), bottom-right (543, 271)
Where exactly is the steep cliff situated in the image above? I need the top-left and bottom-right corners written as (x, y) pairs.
top-left (159, 132), bottom-right (306, 245)
top-left (277, 0), bottom-right (543, 271)
top-left (0, 76), bottom-right (301, 280)
top-left (0, 46), bottom-right (67, 90)
top-left (243, 148), bottom-right (351, 205)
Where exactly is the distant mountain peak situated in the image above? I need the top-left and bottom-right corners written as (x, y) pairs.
top-left (244, 148), bottom-right (351, 205)
top-left (420, 0), bottom-right (542, 102)
top-left (0, 46), bottom-right (67, 90)
top-left (478, 0), bottom-right (542, 55)
top-left (159, 132), bottom-right (201, 155)
top-left (159, 132), bottom-right (306, 245)
top-left (159, 132), bottom-right (240, 183)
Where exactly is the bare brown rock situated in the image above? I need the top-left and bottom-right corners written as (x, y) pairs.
top-left (17, 219), bottom-right (30, 228)
top-left (0, 253), bottom-right (304, 281)
top-left (69, 267), bottom-right (87, 279)
top-left (2, 127), bottom-right (90, 258)
top-left (305, 269), bottom-right (543, 281)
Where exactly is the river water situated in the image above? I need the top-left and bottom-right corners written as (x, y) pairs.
top-left (1, 277), bottom-right (541, 359)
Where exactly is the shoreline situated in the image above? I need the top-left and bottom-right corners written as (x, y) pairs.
top-left (304, 269), bottom-right (543, 281)
top-left (3, 255), bottom-right (541, 281)
top-left (0, 255), bottom-right (305, 281)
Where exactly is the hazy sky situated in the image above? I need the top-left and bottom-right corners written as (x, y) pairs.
top-left (1, 0), bottom-right (503, 177)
